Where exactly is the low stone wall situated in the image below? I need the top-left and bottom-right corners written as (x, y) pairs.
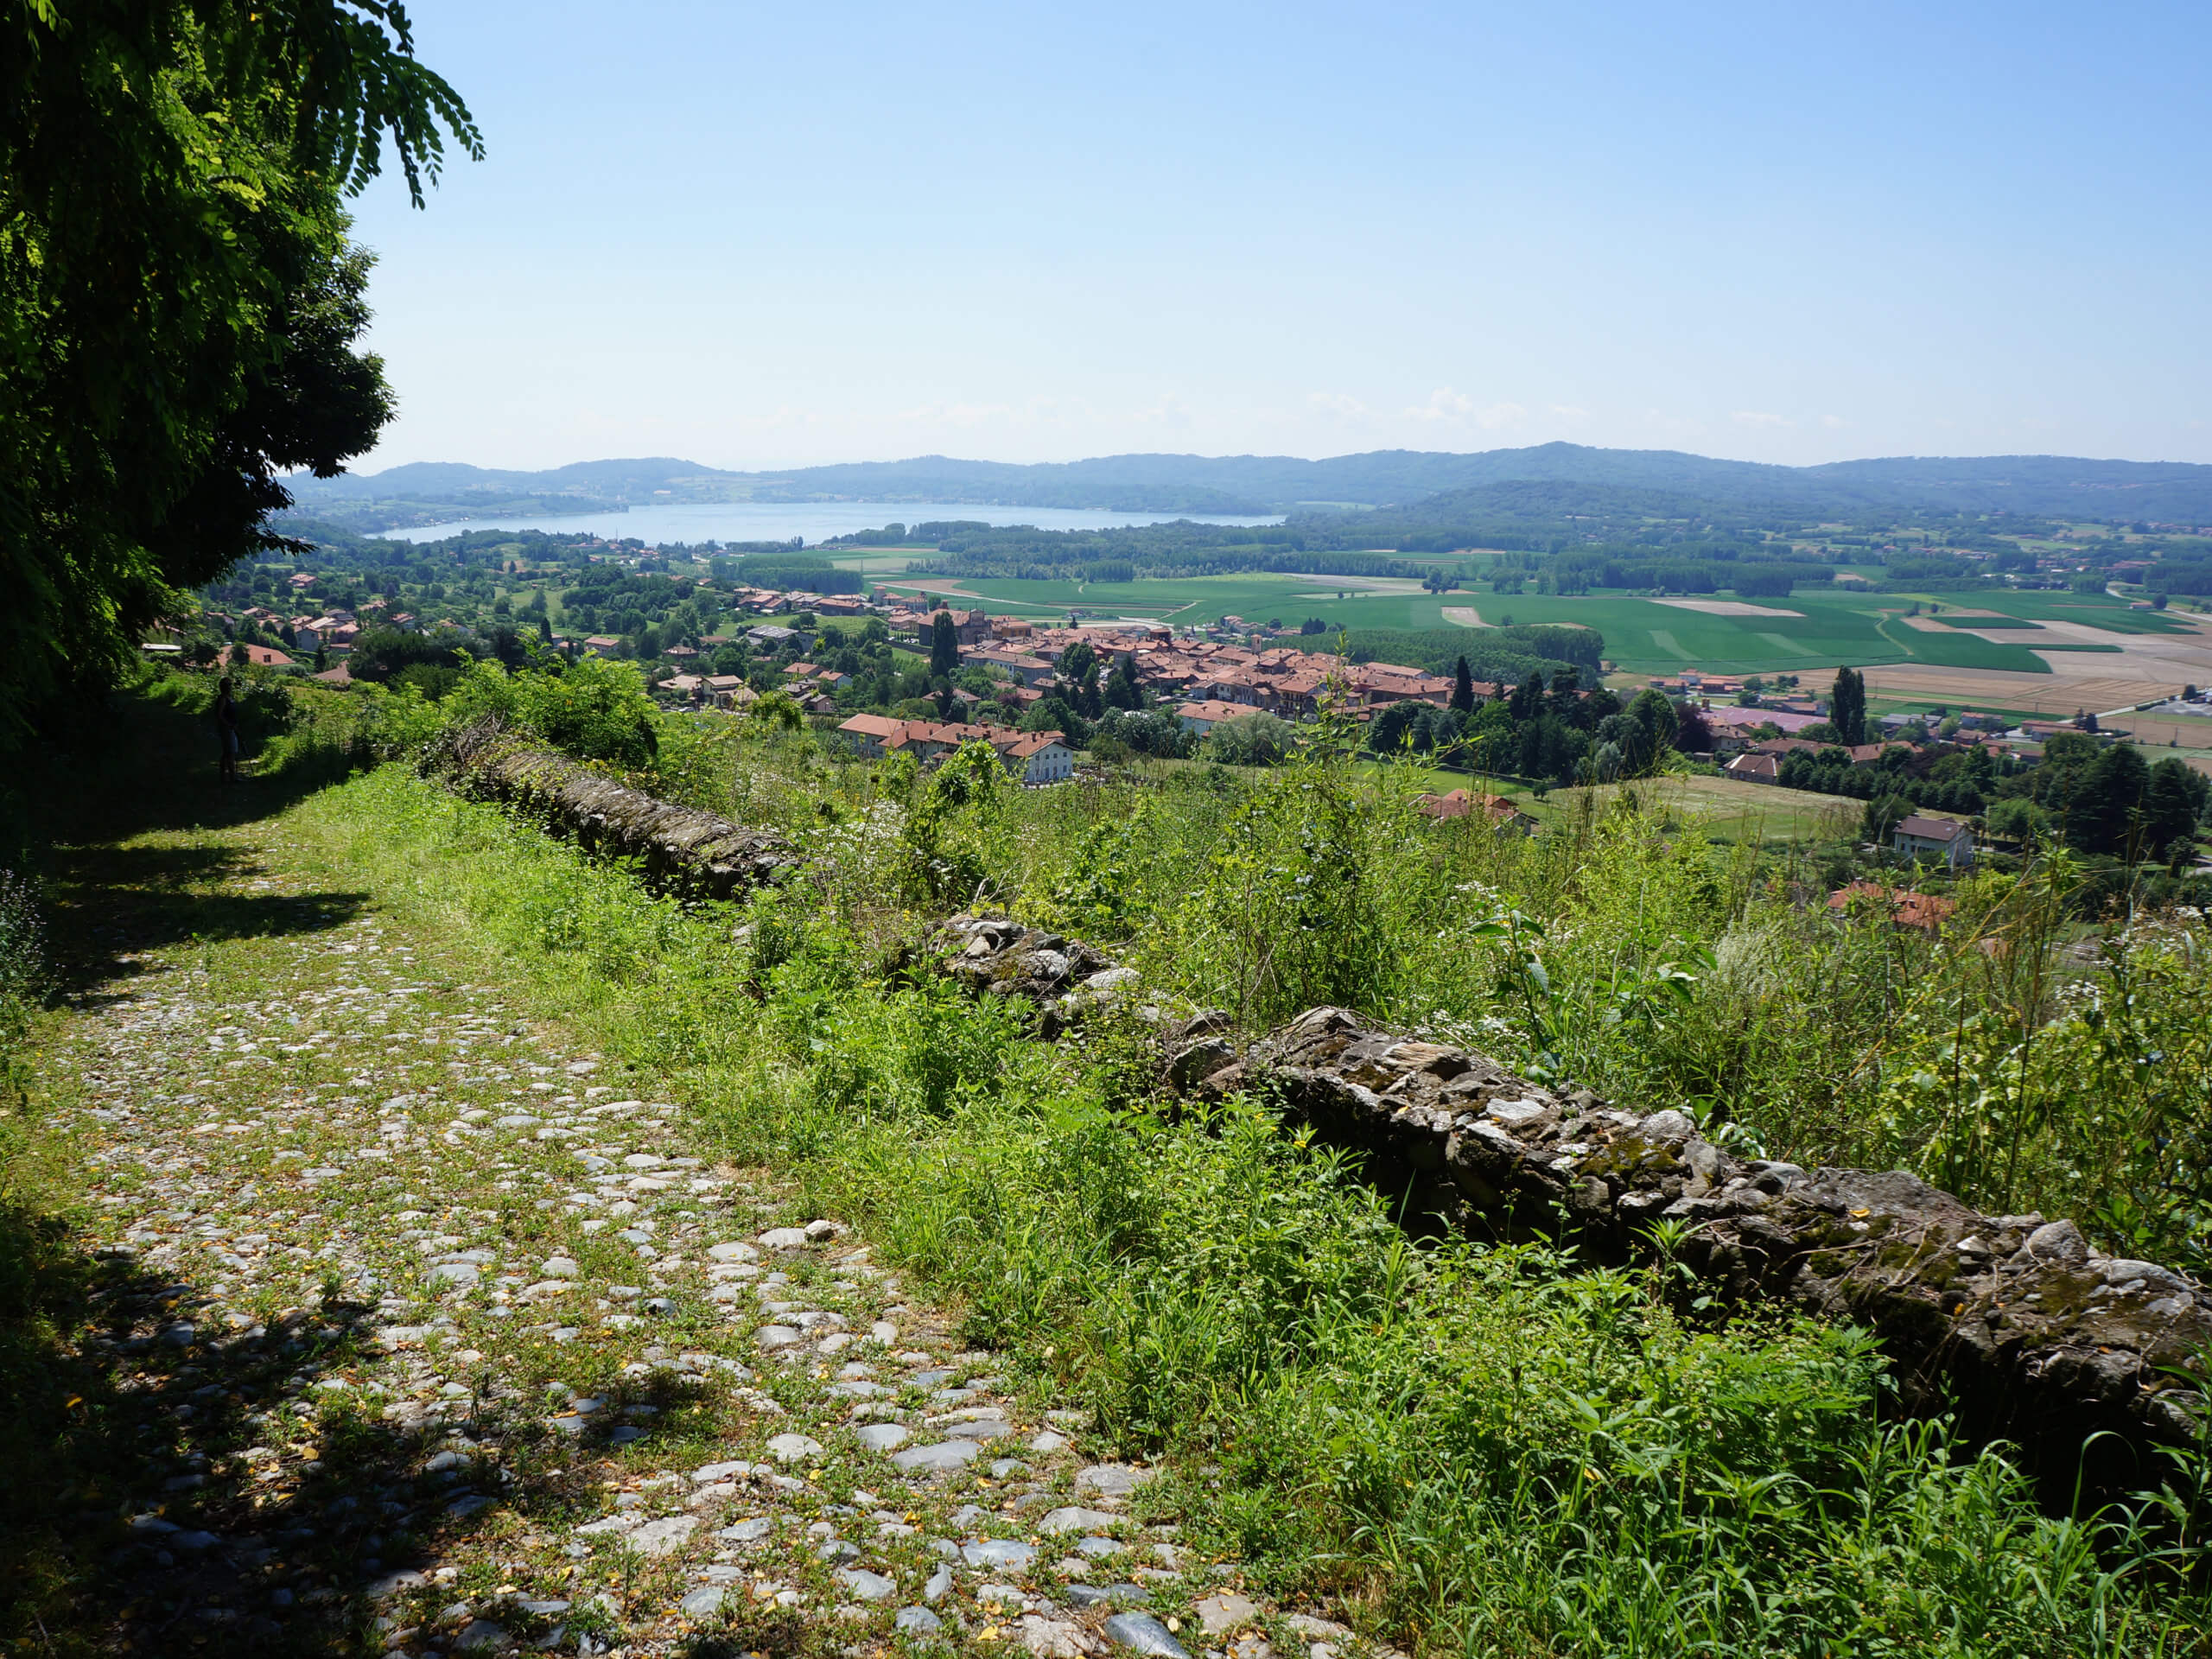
top-left (424, 721), bottom-right (800, 900)
top-left (407, 739), bottom-right (2212, 1472)
top-left (927, 918), bottom-right (2209, 1468)
top-left (1192, 1007), bottom-right (2208, 1469)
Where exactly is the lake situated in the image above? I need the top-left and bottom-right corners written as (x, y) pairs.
top-left (372, 501), bottom-right (1284, 547)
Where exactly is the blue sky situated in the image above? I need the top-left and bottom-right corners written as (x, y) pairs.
top-left (346, 1), bottom-right (2212, 473)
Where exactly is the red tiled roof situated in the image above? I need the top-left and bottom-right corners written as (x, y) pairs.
top-left (1827, 882), bottom-right (1956, 930)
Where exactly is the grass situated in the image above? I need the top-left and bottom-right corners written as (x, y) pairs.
top-left (11, 683), bottom-right (2212, 1656)
top-left (274, 758), bottom-right (2212, 1657)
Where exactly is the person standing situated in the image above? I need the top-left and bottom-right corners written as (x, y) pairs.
top-left (214, 676), bottom-right (241, 784)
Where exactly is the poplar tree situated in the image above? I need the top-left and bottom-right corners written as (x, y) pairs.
top-left (1830, 666), bottom-right (1867, 746)
top-left (1450, 655), bottom-right (1475, 713)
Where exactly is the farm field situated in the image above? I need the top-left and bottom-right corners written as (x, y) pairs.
top-left (853, 572), bottom-right (2212, 702)
top-left (872, 572), bottom-right (1444, 627)
top-left (1374, 590), bottom-right (2067, 674)
top-left (1546, 773), bottom-right (1864, 847)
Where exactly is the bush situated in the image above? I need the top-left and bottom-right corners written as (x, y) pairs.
top-left (1204, 712), bottom-right (1294, 767)
top-left (447, 657), bottom-right (660, 768)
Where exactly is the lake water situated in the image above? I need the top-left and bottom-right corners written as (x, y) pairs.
top-left (373, 501), bottom-right (1284, 547)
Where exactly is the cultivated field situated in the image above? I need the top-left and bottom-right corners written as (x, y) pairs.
top-left (855, 572), bottom-right (2212, 723)
top-left (1547, 773), bottom-right (1864, 847)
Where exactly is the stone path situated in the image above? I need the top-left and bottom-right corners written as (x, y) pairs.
top-left (34, 812), bottom-right (1374, 1659)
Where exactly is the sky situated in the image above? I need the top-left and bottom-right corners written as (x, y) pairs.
top-left (345, 0), bottom-right (2212, 475)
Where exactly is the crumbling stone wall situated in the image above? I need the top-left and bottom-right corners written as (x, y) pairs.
top-left (1192, 1007), bottom-right (2209, 1470)
top-left (416, 741), bottom-right (2210, 1472)
top-left (931, 919), bottom-right (2209, 1469)
top-left (425, 720), bottom-right (799, 900)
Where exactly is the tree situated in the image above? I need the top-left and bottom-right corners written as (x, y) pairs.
top-left (1205, 712), bottom-right (1294, 767)
top-left (1, 0), bottom-right (480, 743)
top-left (1057, 639), bottom-right (1098, 683)
top-left (1508, 671), bottom-right (1544, 722)
top-left (1105, 652), bottom-right (1142, 711)
top-left (930, 611), bottom-right (959, 677)
top-left (1864, 792), bottom-right (1910, 843)
top-left (1829, 667), bottom-right (1867, 746)
top-left (1449, 655), bottom-right (1475, 714)
top-left (2143, 757), bottom-right (2206, 861)
top-left (1673, 699), bottom-right (1714, 753)
top-left (1368, 702), bottom-right (1419, 753)
top-left (1624, 688), bottom-right (1677, 774)
top-left (2069, 742), bottom-right (2149, 858)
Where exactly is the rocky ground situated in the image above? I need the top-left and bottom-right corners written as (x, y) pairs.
top-left (27, 804), bottom-right (1376, 1659)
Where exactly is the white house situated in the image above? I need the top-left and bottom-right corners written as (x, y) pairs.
top-left (1893, 813), bottom-right (1975, 869)
top-left (996, 731), bottom-right (1074, 784)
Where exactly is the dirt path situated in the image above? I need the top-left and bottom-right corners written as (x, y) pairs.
top-left (18, 768), bottom-right (1334, 1658)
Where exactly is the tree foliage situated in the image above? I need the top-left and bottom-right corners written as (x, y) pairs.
top-left (0, 0), bottom-right (479, 741)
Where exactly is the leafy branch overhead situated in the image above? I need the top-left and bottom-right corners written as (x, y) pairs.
top-left (0, 0), bottom-right (480, 741)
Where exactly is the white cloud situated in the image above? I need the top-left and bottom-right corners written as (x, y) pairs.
top-left (1404, 388), bottom-right (1527, 428)
top-left (1548, 404), bottom-right (1592, 422)
top-left (1308, 391), bottom-right (1373, 420)
top-left (1821, 414), bottom-right (1847, 429)
top-left (1732, 410), bottom-right (1793, 429)
top-left (1134, 392), bottom-right (1192, 428)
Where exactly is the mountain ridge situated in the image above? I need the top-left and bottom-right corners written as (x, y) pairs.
top-left (282, 442), bottom-right (2212, 530)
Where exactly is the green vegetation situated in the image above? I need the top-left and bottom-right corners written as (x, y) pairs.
top-left (0, 0), bottom-right (478, 741)
top-left (10, 671), bottom-right (2212, 1653)
top-left (298, 699), bottom-right (2212, 1649)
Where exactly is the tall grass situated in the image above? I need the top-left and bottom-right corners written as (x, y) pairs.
top-left (286, 761), bottom-right (2212, 1656)
top-left (617, 713), bottom-right (2212, 1271)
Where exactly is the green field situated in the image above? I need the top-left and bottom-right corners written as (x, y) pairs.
top-left (857, 572), bottom-right (2192, 676)
top-left (1921, 593), bottom-right (2200, 634)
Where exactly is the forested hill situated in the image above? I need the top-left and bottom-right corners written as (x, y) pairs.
top-left (287, 443), bottom-right (2212, 531)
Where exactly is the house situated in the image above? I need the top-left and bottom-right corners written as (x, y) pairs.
top-left (747, 625), bottom-right (802, 651)
top-left (1415, 789), bottom-right (1535, 833)
top-left (1893, 814), bottom-right (1975, 869)
top-left (1827, 881), bottom-right (1956, 931)
top-left (240, 645), bottom-right (296, 668)
top-left (1703, 705), bottom-right (1829, 736)
top-left (311, 662), bottom-right (352, 685)
top-left (1175, 699), bottom-right (1255, 735)
top-left (968, 647), bottom-right (1058, 686)
top-left (704, 675), bottom-right (756, 710)
top-left (837, 714), bottom-right (906, 756)
top-left (995, 731), bottom-right (1073, 784)
top-left (835, 715), bottom-right (1071, 781)
top-left (1723, 753), bottom-right (1780, 782)
top-left (583, 634), bottom-right (624, 655)
top-left (288, 619), bottom-right (321, 650)
top-left (288, 571), bottom-right (317, 591)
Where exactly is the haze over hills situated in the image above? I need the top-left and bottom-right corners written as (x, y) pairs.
top-left (283, 442), bottom-right (2212, 534)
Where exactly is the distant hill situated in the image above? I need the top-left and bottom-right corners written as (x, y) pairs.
top-left (281, 443), bottom-right (2212, 531)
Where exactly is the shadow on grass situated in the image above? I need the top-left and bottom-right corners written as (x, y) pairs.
top-left (5, 688), bottom-right (378, 997)
top-left (0, 1198), bottom-right (629, 1656)
top-left (0, 687), bottom-right (531, 1654)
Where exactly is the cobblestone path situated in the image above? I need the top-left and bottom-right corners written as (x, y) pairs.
top-left (27, 801), bottom-right (1354, 1659)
